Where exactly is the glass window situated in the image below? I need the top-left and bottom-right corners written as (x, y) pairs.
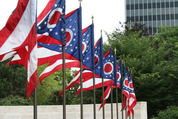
top-left (140, 4), bottom-right (143, 9)
top-left (157, 2), bottom-right (160, 8)
top-left (157, 15), bottom-right (161, 20)
top-left (149, 15), bottom-right (152, 21)
top-left (153, 15), bottom-right (156, 21)
top-left (176, 14), bottom-right (178, 19)
top-left (166, 14), bottom-right (169, 20)
top-left (161, 2), bottom-right (165, 8)
top-left (140, 16), bottom-right (143, 21)
top-left (162, 15), bottom-right (165, 20)
top-left (131, 4), bottom-right (134, 10)
top-left (144, 16), bottom-right (147, 21)
top-left (153, 27), bottom-right (157, 33)
top-left (171, 14), bottom-right (174, 20)
top-left (135, 4), bottom-right (138, 9)
top-left (152, 3), bottom-right (156, 8)
top-left (166, 2), bottom-right (169, 8)
top-left (148, 3), bottom-right (151, 8)
top-left (127, 17), bottom-right (130, 21)
top-left (135, 16), bottom-right (139, 21)
top-left (144, 4), bottom-right (147, 9)
top-left (170, 2), bottom-right (173, 7)
top-left (126, 5), bottom-right (130, 10)
top-left (175, 2), bottom-right (178, 7)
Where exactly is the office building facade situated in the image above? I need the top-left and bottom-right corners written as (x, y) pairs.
top-left (126, 0), bottom-right (178, 34)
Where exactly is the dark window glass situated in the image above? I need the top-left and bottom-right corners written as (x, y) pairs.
top-left (153, 27), bottom-right (157, 33)
top-left (135, 4), bottom-right (138, 9)
top-left (144, 4), bottom-right (147, 9)
top-left (126, 5), bottom-right (130, 10)
top-left (161, 2), bottom-right (165, 8)
top-left (130, 16), bottom-right (134, 22)
top-left (153, 15), bottom-right (156, 21)
top-left (157, 3), bottom-right (160, 8)
top-left (131, 4), bottom-right (134, 10)
top-left (144, 16), bottom-right (147, 21)
top-left (175, 14), bottom-right (178, 19)
top-left (162, 15), bottom-right (165, 20)
top-left (166, 14), bottom-right (169, 20)
top-left (140, 16), bottom-right (143, 21)
top-left (166, 2), bottom-right (169, 8)
top-left (157, 15), bottom-right (161, 20)
top-left (171, 14), bottom-right (174, 19)
top-left (140, 4), bottom-right (143, 9)
top-left (170, 2), bottom-right (173, 7)
top-left (175, 2), bottom-right (178, 7)
top-left (127, 17), bottom-right (130, 21)
top-left (135, 16), bottom-right (138, 21)
top-left (149, 28), bottom-right (152, 34)
top-left (148, 3), bottom-right (151, 8)
top-left (152, 3), bottom-right (156, 8)
top-left (149, 15), bottom-right (152, 21)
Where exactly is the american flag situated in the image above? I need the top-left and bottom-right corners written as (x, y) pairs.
top-left (0, 0), bottom-right (37, 99)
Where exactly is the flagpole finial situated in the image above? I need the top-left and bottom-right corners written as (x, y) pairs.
top-left (91, 16), bottom-right (94, 24)
top-left (114, 48), bottom-right (117, 54)
top-left (101, 30), bottom-right (103, 36)
top-left (79, 0), bottom-right (82, 7)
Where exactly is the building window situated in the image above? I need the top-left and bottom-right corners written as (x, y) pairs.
top-left (131, 4), bottom-right (134, 10)
top-left (166, 14), bottom-right (169, 20)
top-left (135, 4), bottom-right (138, 9)
top-left (175, 2), bottom-right (178, 7)
top-left (171, 14), bottom-right (174, 19)
top-left (157, 3), bottom-right (160, 8)
top-left (176, 14), bottom-right (178, 19)
top-left (153, 15), bottom-right (156, 21)
top-left (144, 16), bottom-right (147, 21)
top-left (161, 2), bottom-right (165, 8)
top-left (135, 16), bottom-right (138, 21)
top-left (162, 15), bottom-right (165, 20)
top-left (144, 4), bottom-right (147, 9)
top-left (166, 2), bottom-right (169, 8)
top-left (126, 5), bottom-right (130, 10)
top-left (170, 2), bottom-right (174, 7)
top-left (140, 16), bottom-right (143, 21)
top-left (152, 3), bottom-right (156, 8)
top-left (149, 15), bottom-right (152, 21)
top-left (157, 15), bottom-right (161, 20)
top-left (140, 4), bottom-right (143, 9)
top-left (148, 3), bottom-right (151, 9)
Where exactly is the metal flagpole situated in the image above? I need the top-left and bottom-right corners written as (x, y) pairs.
top-left (111, 85), bottom-right (113, 119)
top-left (62, 45), bottom-right (66, 119)
top-left (34, 88), bottom-right (37, 119)
top-left (91, 16), bottom-right (96, 119)
top-left (114, 49), bottom-right (119, 119)
top-left (101, 30), bottom-right (105, 119)
top-left (78, 1), bottom-right (83, 119)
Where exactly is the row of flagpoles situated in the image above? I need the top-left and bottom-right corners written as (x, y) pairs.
top-left (0, 0), bottom-right (137, 119)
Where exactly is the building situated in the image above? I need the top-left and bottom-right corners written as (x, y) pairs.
top-left (126, 0), bottom-right (178, 34)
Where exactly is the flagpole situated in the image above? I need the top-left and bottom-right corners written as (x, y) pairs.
top-left (101, 30), bottom-right (105, 119)
top-left (111, 85), bottom-right (113, 119)
top-left (62, 45), bottom-right (66, 119)
top-left (124, 62), bottom-right (127, 119)
top-left (114, 49), bottom-right (119, 119)
top-left (78, 1), bottom-right (83, 119)
top-left (121, 58), bottom-right (123, 119)
top-left (34, 88), bottom-right (37, 119)
top-left (91, 16), bottom-right (96, 119)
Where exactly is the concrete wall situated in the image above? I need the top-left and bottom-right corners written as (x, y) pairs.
top-left (0, 102), bottom-right (147, 119)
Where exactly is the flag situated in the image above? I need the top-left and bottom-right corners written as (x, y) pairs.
top-left (116, 59), bottom-right (123, 89)
top-left (0, 0), bottom-right (37, 99)
top-left (127, 73), bottom-right (137, 117)
top-left (58, 24), bottom-right (95, 95)
top-left (37, 0), bottom-right (66, 45)
top-left (76, 49), bottom-right (115, 95)
top-left (122, 67), bottom-right (129, 110)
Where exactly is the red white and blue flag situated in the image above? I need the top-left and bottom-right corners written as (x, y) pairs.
top-left (0, 0), bottom-right (37, 99)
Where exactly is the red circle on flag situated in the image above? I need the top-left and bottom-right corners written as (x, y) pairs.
top-left (66, 28), bottom-right (73, 46)
top-left (95, 54), bottom-right (99, 65)
top-left (82, 42), bottom-right (87, 53)
top-left (117, 72), bottom-right (121, 81)
top-left (129, 83), bottom-right (134, 89)
top-left (124, 79), bottom-right (129, 86)
top-left (104, 62), bottom-right (113, 75)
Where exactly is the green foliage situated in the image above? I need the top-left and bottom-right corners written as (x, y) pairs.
top-left (0, 95), bottom-right (32, 106)
top-left (151, 106), bottom-right (178, 119)
top-left (105, 26), bottom-right (178, 118)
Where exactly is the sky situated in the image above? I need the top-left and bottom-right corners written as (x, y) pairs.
top-left (0, 0), bottom-right (125, 43)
